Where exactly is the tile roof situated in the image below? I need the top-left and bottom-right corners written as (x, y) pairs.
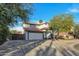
top-left (23, 27), bottom-right (44, 32)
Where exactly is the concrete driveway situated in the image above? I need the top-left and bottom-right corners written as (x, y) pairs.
top-left (25, 39), bottom-right (79, 56)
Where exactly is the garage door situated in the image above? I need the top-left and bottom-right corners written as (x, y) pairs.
top-left (29, 32), bottom-right (43, 40)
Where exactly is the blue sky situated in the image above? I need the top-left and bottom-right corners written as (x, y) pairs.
top-left (16, 3), bottom-right (79, 27)
top-left (30, 3), bottom-right (79, 23)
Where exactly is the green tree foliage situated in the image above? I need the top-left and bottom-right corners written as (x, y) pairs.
top-left (73, 24), bottom-right (79, 38)
top-left (49, 16), bottom-right (62, 32)
top-left (0, 3), bottom-right (32, 44)
top-left (61, 14), bottom-right (74, 32)
top-left (74, 24), bottom-right (79, 32)
top-left (39, 20), bottom-right (43, 23)
top-left (49, 14), bottom-right (74, 32)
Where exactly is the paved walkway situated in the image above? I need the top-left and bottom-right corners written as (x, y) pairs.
top-left (25, 40), bottom-right (79, 56)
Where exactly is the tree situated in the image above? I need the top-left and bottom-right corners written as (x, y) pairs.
top-left (49, 14), bottom-right (74, 39)
top-left (49, 15), bottom-right (63, 32)
top-left (74, 24), bottom-right (79, 32)
top-left (73, 24), bottom-right (79, 39)
top-left (62, 14), bottom-right (74, 32)
top-left (49, 14), bottom-right (74, 32)
top-left (49, 16), bottom-right (63, 39)
top-left (0, 3), bottom-right (32, 44)
top-left (39, 20), bottom-right (43, 23)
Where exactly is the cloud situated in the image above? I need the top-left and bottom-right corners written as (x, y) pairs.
top-left (68, 8), bottom-right (79, 13)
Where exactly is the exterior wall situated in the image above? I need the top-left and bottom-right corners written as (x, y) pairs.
top-left (25, 32), bottom-right (44, 40)
top-left (36, 24), bottom-right (48, 29)
top-left (44, 32), bottom-right (46, 39)
top-left (25, 32), bottom-right (28, 40)
top-left (23, 22), bottom-right (49, 31)
top-left (23, 24), bottom-right (30, 28)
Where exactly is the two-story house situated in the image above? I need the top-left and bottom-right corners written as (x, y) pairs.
top-left (23, 22), bottom-right (49, 40)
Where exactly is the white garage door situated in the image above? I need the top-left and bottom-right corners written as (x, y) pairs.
top-left (29, 32), bottom-right (43, 40)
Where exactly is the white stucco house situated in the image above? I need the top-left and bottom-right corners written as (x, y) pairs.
top-left (23, 21), bottom-right (49, 40)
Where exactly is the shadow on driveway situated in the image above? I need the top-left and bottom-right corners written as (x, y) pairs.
top-left (0, 40), bottom-right (47, 56)
top-left (36, 41), bottom-right (56, 56)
